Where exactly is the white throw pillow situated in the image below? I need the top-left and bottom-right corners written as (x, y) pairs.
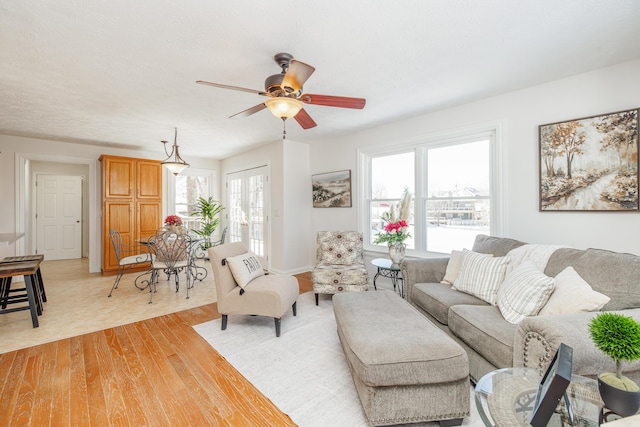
top-left (226, 252), bottom-right (264, 288)
top-left (538, 266), bottom-right (610, 316)
top-left (453, 249), bottom-right (509, 305)
top-left (497, 260), bottom-right (555, 324)
top-left (441, 250), bottom-right (466, 285)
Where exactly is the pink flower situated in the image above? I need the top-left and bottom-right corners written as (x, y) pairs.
top-left (164, 215), bottom-right (183, 226)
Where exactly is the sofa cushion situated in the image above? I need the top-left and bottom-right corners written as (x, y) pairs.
top-left (538, 266), bottom-right (610, 316)
top-left (441, 249), bottom-right (464, 285)
top-left (453, 249), bottom-right (510, 305)
top-left (472, 234), bottom-right (527, 257)
top-left (496, 260), bottom-right (555, 324)
top-left (545, 248), bottom-right (640, 311)
top-left (412, 282), bottom-right (488, 325)
top-left (448, 304), bottom-right (518, 369)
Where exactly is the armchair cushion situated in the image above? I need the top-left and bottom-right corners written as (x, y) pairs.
top-left (226, 251), bottom-right (264, 288)
top-left (317, 231), bottom-right (362, 265)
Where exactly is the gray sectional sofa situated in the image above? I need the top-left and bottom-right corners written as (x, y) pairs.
top-left (401, 234), bottom-right (640, 383)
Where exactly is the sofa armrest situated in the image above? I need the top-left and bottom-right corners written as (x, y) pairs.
top-left (514, 309), bottom-right (640, 378)
top-left (401, 257), bottom-right (449, 303)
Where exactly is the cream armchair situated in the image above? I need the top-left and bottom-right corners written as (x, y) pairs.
top-left (312, 231), bottom-right (369, 305)
top-left (208, 242), bottom-right (299, 337)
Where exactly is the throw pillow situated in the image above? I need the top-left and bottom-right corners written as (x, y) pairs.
top-left (226, 252), bottom-right (264, 288)
top-left (496, 260), bottom-right (555, 324)
top-left (453, 249), bottom-right (510, 305)
top-left (441, 250), bottom-right (467, 285)
top-left (538, 266), bottom-right (610, 316)
top-left (318, 232), bottom-right (361, 265)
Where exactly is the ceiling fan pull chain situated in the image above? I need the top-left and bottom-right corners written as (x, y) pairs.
top-left (282, 117), bottom-right (287, 140)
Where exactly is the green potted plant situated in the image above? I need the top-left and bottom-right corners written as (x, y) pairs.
top-left (589, 312), bottom-right (640, 416)
top-left (192, 197), bottom-right (224, 250)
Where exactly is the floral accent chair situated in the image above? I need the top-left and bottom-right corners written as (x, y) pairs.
top-left (312, 231), bottom-right (369, 305)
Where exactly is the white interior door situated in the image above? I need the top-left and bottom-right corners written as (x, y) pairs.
top-left (36, 175), bottom-right (82, 260)
top-left (227, 166), bottom-right (269, 267)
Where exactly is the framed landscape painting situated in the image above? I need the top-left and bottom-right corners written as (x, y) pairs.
top-left (312, 170), bottom-right (352, 208)
top-left (539, 108), bottom-right (639, 211)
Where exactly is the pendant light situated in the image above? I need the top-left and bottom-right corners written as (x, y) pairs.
top-left (161, 128), bottom-right (190, 175)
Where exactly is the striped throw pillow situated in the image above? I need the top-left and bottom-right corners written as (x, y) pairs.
top-left (453, 249), bottom-right (509, 305)
top-left (497, 260), bottom-right (555, 324)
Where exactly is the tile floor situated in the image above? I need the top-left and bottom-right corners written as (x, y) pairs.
top-left (0, 257), bottom-right (218, 354)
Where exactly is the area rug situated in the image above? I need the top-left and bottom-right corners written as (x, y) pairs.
top-left (193, 291), bottom-right (483, 427)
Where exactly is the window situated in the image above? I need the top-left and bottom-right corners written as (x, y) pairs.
top-left (166, 168), bottom-right (216, 231)
top-left (362, 127), bottom-right (500, 255)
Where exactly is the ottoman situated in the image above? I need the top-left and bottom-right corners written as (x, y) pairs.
top-left (333, 291), bottom-right (470, 426)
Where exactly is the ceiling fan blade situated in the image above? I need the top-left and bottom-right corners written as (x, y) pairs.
top-left (196, 80), bottom-right (266, 96)
top-left (281, 60), bottom-right (316, 94)
top-left (300, 93), bottom-right (366, 109)
top-left (293, 108), bottom-right (317, 129)
top-left (229, 103), bottom-right (267, 118)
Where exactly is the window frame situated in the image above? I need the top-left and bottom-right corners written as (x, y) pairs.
top-left (358, 122), bottom-right (504, 256)
top-left (164, 167), bottom-right (218, 219)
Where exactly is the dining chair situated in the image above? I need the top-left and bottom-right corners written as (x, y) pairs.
top-left (141, 227), bottom-right (193, 303)
top-left (108, 229), bottom-right (154, 298)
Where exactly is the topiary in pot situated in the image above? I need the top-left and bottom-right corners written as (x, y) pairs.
top-left (589, 312), bottom-right (640, 416)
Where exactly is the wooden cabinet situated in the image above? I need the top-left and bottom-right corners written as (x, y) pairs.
top-left (100, 155), bottom-right (162, 274)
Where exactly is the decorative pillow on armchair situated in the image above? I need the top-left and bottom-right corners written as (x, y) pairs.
top-left (226, 251), bottom-right (264, 288)
top-left (453, 249), bottom-right (509, 305)
top-left (317, 231), bottom-right (362, 265)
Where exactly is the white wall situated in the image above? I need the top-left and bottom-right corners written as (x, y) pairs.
top-left (0, 134), bottom-right (220, 271)
top-left (282, 140), bottom-right (312, 273)
top-left (221, 138), bottom-right (313, 274)
top-left (310, 59), bottom-right (640, 256)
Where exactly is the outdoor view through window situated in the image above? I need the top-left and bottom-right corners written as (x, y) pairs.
top-left (370, 138), bottom-right (491, 254)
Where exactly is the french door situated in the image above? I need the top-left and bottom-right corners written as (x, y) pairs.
top-left (226, 166), bottom-right (269, 267)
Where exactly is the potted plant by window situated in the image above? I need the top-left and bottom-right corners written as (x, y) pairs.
top-left (192, 197), bottom-right (224, 250)
top-left (589, 312), bottom-right (640, 416)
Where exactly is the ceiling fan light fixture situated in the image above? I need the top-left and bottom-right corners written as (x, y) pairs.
top-left (265, 97), bottom-right (303, 119)
top-left (161, 128), bottom-right (190, 175)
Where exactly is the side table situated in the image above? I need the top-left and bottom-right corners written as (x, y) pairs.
top-left (371, 258), bottom-right (404, 297)
top-left (475, 367), bottom-right (603, 426)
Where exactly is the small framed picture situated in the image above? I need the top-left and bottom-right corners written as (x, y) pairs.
top-left (312, 170), bottom-right (352, 208)
top-left (530, 343), bottom-right (573, 427)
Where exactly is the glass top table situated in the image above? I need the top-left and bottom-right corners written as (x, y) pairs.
top-left (370, 258), bottom-right (404, 297)
top-left (475, 367), bottom-right (603, 427)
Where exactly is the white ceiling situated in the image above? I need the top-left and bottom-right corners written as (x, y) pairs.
top-left (2, 0), bottom-right (640, 160)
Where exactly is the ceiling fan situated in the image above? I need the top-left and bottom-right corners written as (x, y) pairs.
top-left (196, 52), bottom-right (366, 131)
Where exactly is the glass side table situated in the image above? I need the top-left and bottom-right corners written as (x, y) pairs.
top-left (371, 258), bottom-right (404, 297)
top-left (475, 367), bottom-right (603, 426)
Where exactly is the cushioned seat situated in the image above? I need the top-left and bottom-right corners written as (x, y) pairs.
top-left (208, 242), bottom-right (298, 337)
top-left (412, 282), bottom-right (488, 325)
top-left (311, 231), bottom-right (368, 305)
top-left (448, 304), bottom-right (518, 369)
top-left (334, 291), bottom-right (469, 426)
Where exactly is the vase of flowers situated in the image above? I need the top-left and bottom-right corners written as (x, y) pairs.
top-left (374, 220), bottom-right (410, 266)
top-left (164, 215), bottom-right (183, 233)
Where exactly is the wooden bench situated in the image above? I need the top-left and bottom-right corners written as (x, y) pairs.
top-left (0, 258), bottom-right (44, 328)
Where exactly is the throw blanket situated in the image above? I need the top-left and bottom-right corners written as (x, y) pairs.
top-left (505, 244), bottom-right (566, 275)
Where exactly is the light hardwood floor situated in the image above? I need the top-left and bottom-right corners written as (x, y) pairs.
top-left (0, 258), bottom-right (313, 426)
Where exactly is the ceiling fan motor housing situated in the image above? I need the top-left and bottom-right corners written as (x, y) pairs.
top-left (265, 73), bottom-right (285, 95)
